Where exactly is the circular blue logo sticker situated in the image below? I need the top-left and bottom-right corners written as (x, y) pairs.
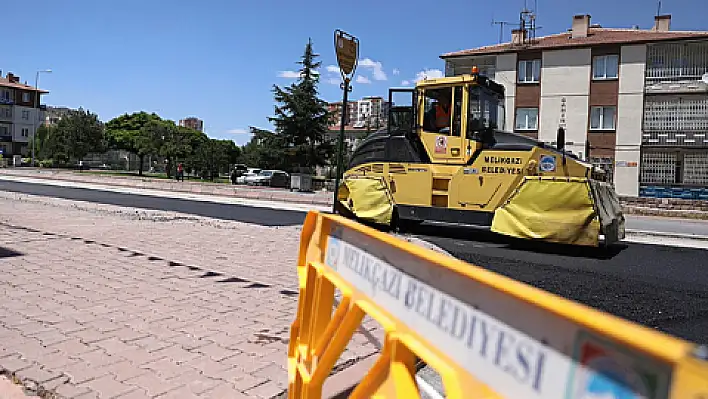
top-left (540, 155), bottom-right (556, 172)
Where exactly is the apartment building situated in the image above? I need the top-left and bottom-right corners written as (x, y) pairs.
top-left (441, 14), bottom-right (708, 199)
top-left (44, 106), bottom-right (73, 126)
top-left (178, 117), bottom-right (204, 132)
top-left (328, 97), bottom-right (390, 128)
top-left (353, 96), bottom-right (387, 129)
top-left (0, 72), bottom-right (48, 157)
top-left (327, 101), bottom-right (358, 126)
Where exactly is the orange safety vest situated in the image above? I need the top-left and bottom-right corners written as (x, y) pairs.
top-left (435, 104), bottom-right (451, 129)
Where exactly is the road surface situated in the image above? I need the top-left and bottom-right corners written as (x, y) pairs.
top-left (412, 224), bottom-right (708, 344)
top-left (0, 180), bottom-right (305, 227)
top-left (1, 179), bottom-right (707, 345)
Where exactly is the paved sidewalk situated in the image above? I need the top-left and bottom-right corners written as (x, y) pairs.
top-left (0, 376), bottom-right (39, 399)
top-left (0, 192), bottom-right (380, 398)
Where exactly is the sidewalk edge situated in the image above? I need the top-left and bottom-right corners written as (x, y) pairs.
top-left (625, 229), bottom-right (708, 242)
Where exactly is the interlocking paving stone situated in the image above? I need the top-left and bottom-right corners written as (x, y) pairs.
top-left (0, 191), bottom-right (379, 398)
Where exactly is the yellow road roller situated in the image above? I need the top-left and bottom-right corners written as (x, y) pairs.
top-left (334, 68), bottom-right (625, 247)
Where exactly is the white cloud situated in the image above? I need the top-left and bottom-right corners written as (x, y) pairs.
top-left (393, 68), bottom-right (400, 75)
top-left (326, 65), bottom-right (340, 73)
top-left (401, 80), bottom-right (411, 86)
top-left (356, 75), bottom-right (372, 84)
top-left (415, 69), bottom-right (444, 82)
top-left (277, 70), bottom-right (301, 78)
top-left (227, 128), bottom-right (250, 135)
top-left (326, 77), bottom-right (341, 85)
top-left (277, 69), bottom-right (321, 79)
top-left (358, 58), bottom-right (387, 81)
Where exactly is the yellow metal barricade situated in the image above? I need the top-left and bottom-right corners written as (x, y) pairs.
top-left (288, 210), bottom-right (708, 398)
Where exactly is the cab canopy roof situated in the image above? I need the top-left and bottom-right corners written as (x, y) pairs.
top-left (415, 73), bottom-right (506, 95)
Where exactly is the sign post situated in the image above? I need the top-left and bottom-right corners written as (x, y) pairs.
top-left (332, 29), bottom-right (359, 214)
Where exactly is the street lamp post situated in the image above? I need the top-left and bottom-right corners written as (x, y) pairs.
top-left (32, 69), bottom-right (52, 167)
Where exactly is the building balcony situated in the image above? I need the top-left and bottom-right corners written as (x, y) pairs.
top-left (0, 135), bottom-right (12, 142)
top-left (645, 80), bottom-right (708, 94)
top-left (642, 131), bottom-right (708, 147)
top-left (0, 98), bottom-right (15, 106)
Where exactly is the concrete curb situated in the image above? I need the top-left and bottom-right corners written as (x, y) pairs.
top-left (625, 229), bottom-right (708, 242)
top-left (623, 206), bottom-right (708, 221)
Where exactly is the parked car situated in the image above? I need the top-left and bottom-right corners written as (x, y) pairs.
top-left (269, 170), bottom-right (290, 188)
top-left (230, 164), bottom-right (248, 184)
top-left (247, 170), bottom-right (289, 187)
top-left (236, 168), bottom-right (261, 184)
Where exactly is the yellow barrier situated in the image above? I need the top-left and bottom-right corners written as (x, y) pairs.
top-left (288, 210), bottom-right (708, 398)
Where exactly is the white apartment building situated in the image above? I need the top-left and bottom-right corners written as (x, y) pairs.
top-left (0, 72), bottom-right (47, 157)
top-left (354, 96), bottom-right (387, 129)
top-left (442, 14), bottom-right (708, 199)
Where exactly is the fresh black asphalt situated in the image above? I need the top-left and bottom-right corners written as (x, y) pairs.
top-left (3, 179), bottom-right (708, 344)
top-left (415, 224), bottom-right (708, 345)
top-left (0, 180), bottom-right (307, 227)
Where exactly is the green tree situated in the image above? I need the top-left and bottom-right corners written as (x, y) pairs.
top-left (40, 126), bottom-right (69, 164)
top-left (42, 108), bottom-right (104, 164)
top-left (220, 139), bottom-right (241, 166)
top-left (34, 124), bottom-right (54, 161)
top-left (105, 112), bottom-right (163, 175)
top-left (268, 38), bottom-right (334, 172)
top-left (190, 138), bottom-right (234, 180)
top-left (240, 127), bottom-right (288, 170)
top-left (141, 121), bottom-right (201, 177)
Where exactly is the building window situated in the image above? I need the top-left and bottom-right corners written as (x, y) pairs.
top-left (22, 92), bottom-right (30, 103)
top-left (22, 111), bottom-right (30, 120)
top-left (21, 128), bottom-right (29, 137)
top-left (515, 108), bottom-right (539, 130)
top-left (518, 59), bottom-right (541, 83)
top-left (0, 125), bottom-right (8, 136)
top-left (593, 55), bottom-right (619, 80)
top-left (590, 106), bottom-right (616, 130)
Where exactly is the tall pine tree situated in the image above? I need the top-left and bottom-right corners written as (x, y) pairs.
top-left (269, 38), bottom-right (334, 172)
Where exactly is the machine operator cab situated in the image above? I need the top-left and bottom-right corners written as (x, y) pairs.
top-left (347, 68), bottom-right (511, 170)
top-left (417, 67), bottom-right (506, 164)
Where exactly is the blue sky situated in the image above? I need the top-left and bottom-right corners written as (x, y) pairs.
top-left (6, 0), bottom-right (706, 145)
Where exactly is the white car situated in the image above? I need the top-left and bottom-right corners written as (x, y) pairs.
top-left (247, 170), bottom-right (290, 187)
top-left (247, 170), bottom-right (274, 186)
top-left (236, 168), bottom-right (261, 184)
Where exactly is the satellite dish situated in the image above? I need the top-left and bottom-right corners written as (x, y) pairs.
top-left (702, 73), bottom-right (708, 84)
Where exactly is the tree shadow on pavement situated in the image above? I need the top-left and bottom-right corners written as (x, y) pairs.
top-left (410, 223), bottom-right (628, 260)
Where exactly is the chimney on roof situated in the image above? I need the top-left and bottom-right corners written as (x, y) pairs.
top-left (572, 14), bottom-right (591, 38)
top-left (653, 14), bottom-right (671, 31)
top-left (6, 73), bottom-right (20, 84)
top-left (511, 28), bottom-right (527, 45)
